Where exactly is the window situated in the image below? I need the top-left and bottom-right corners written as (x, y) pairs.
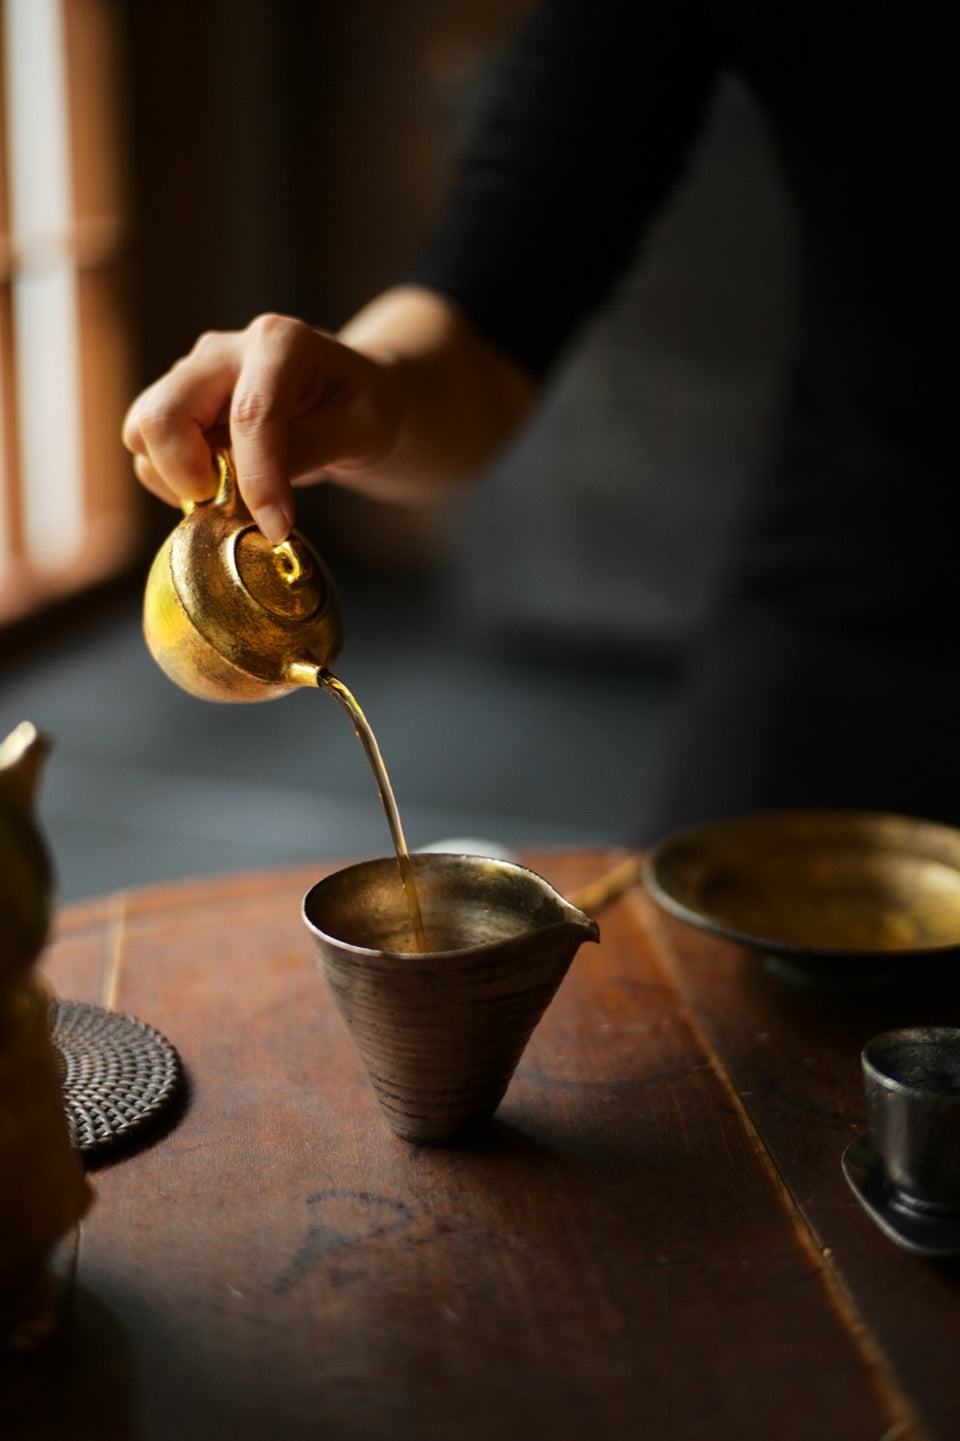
top-left (0, 0), bottom-right (137, 629)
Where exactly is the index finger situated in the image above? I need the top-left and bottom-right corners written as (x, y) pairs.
top-left (227, 316), bottom-right (327, 542)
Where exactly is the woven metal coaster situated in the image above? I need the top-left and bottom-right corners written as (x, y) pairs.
top-left (50, 1000), bottom-right (184, 1160)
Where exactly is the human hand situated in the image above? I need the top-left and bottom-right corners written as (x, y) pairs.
top-left (122, 313), bottom-right (401, 543)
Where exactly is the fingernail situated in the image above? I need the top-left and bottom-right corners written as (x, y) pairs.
top-left (256, 502), bottom-right (293, 544)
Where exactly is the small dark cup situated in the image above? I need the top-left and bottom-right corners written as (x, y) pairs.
top-left (862, 1027), bottom-right (960, 1212)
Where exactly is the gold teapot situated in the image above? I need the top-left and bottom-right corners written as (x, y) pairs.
top-left (143, 450), bottom-right (343, 701)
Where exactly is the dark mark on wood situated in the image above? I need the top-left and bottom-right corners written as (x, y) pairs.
top-left (271, 1189), bottom-right (416, 1294)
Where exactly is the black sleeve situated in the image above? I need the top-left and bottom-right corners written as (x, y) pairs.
top-left (407, 0), bottom-right (722, 377)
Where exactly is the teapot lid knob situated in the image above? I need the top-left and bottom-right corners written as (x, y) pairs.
top-left (234, 529), bottom-right (331, 622)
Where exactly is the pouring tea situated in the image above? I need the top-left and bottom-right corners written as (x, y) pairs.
top-left (141, 450), bottom-right (615, 1143)
top-left (143, 450), bottom-right (427, 949)
top-left (142, 449), bottom-right (633, 961)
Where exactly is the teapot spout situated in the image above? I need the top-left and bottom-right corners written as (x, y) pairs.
top-left (285, 659), bottom-right (325, 688)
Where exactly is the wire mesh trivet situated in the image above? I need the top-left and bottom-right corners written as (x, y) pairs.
top-left (50, 999), bottom-right (184, 1160)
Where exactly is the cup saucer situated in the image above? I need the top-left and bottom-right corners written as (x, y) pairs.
top-left (842, 1133), bottom-right (960, 1258)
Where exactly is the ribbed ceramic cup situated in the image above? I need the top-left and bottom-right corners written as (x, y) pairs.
top-left (303, 853), bottom-right (599, 1145)
top-left (862, 1027), bottom-right (960, 1211)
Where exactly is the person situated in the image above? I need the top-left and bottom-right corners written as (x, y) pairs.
top-left (123, 0), bottom-right (958, 842)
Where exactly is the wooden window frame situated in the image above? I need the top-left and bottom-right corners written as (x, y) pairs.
top-left (0, 0), bottom-right (139, 633)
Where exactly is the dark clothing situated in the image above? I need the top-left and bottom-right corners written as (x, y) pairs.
top-left (409, 0), bottom-right (959, 839)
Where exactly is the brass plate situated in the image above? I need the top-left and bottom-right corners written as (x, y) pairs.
top-left (643, 811), bottom-right (960, 964)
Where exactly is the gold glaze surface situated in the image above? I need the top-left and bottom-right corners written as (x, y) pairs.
top-left (143, 450), bottom-right (342, 701)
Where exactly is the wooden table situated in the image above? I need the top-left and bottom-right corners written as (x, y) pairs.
top-left (5, 849), bottom-right (960, 1440)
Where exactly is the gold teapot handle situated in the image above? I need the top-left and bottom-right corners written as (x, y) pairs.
top-left (208, 451), bottom-right (312, 582)
top-left (182, 453), bottom-right (302, 583)
top-left (179, 449), bottom-right (246, 520)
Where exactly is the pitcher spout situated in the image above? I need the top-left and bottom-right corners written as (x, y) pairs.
top-left (556, 903), bottom-right (601, 948)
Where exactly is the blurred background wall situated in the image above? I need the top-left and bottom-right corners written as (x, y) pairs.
top-left (123, 0), bottom-right (796, 661)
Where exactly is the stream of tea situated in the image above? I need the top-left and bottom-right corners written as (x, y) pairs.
top-left (316, 668), bottom-right (429, 953)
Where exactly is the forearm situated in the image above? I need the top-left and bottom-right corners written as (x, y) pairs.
top-left (336, 286), bottom-right (538, 503)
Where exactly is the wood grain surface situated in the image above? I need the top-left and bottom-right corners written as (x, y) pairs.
top-left (3, 849), bottom-right (958, 1440)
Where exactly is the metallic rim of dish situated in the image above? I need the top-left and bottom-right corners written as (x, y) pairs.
top-left (642, 809), bottom-right (960, 961)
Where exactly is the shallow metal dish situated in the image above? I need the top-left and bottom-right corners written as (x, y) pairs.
top-left (643, 811), bottom-right (960, 986)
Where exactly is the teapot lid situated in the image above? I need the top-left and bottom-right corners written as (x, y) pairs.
top-left (157, 450), bottom-right (343, 689)
top-left (234, 528), bottom-right (331, 624)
